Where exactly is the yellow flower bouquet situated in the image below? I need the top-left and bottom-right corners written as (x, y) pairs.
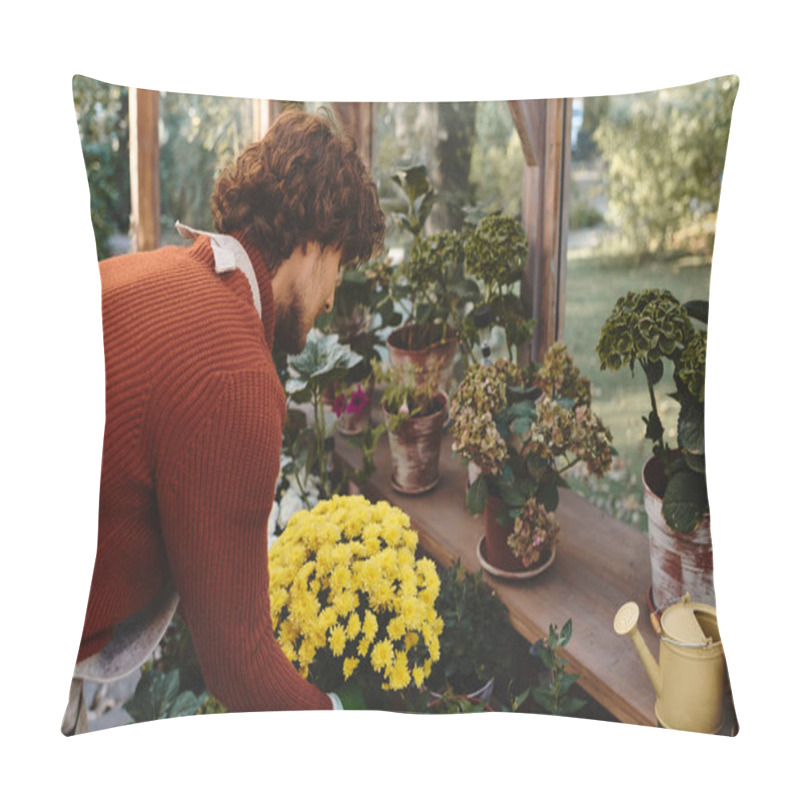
top-left (268, 494), bottom-right (444, 699)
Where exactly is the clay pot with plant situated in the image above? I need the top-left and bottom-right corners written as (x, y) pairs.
top-left (597, 289), bottom-right (712, 608)
top-left (450, 346), bottom-right (614, 576)
top-left (317, 253), bottom-right (402, 435)
top-left (387, 166), bottom-right (480, 391)
top-left (372, 358), bottom-right (448, 495)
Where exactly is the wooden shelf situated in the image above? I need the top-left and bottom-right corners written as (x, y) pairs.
top-left (334, 426), bottom-right (661, 727)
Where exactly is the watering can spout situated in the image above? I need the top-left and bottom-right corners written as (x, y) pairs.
top-left (614, 602), bottom-right (661, 696)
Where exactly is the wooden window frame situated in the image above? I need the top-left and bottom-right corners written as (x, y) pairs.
top-left (129, 98), bottom-right (571, 359)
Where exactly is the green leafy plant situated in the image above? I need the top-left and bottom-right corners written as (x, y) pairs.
top-left (124, 668), bottom-right (208, 723)
top-left (124, 613), bottom-right (227, 724)
top-left (391, 165), bottom-right (436, 241)
top-left (372, 358), bottom-right (445, 432)
top-left (316, 252), bottom-right (401, 375)
top-left (389, 164), bottom-right (480, 352)
top-left (531, 619), bottom-right (586, 716)
top-left (593, 76), bottom-right (738, 258)
top-left (450, 346), bottom-right (613, 565)
top-left (284, 330), bottom-right (362, 499)
top-left (462, 214), bottom-right (534, 364)
top-left (596, 289), bottom-right (708, 532)
top-left (344, 419), bottom-right (388, 489)
top-left (427, 560), bottom-right (511, 695)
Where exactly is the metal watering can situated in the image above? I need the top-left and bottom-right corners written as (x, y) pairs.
top-left (614, 594), bottom-right (726, 733)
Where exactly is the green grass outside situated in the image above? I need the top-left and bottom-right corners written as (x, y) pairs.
top-left (561, 243), bottom-right (712, 531)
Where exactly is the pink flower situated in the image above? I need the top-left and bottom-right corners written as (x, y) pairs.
top-left (332, 393), bottom-right (348, 418)
top-left (346, 385), bottom-right (370, 420)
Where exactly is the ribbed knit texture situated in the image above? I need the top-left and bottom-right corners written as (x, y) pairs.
top-left (79, 234), bottom-right (331, 711)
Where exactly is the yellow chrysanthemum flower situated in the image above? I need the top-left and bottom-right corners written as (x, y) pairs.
top-left (343, 657), bottom-right (360, 681)
top-left (329, 625), bottom-right (346, 657)
top-left (370, 639), bottom-right (394, 672)
top-left (268, 494), bottom-right (443, 692)
top-left (388, 650), bottom-right (411, 690)
top-left (387, 616), bottom-right (406, 641)
top-left (362, 610), bottom-right (378, 642)
top-left (346, 613), bottom-right (361, 640)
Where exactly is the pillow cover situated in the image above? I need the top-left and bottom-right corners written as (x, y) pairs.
top-left (65, 75), bottom-right (738, 737)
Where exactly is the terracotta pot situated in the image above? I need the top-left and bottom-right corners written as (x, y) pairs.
top-left (387, 324), bottom-right (458, 393)
top-left (483, 494), bottom-right (526, 572)
top-left (643, 456), bottom-right (715, 609)
top-left (482, 493), bottom-right (556, 575)
top-left (335, 380), bottom-right (374, 437)
top-left (384, 392), bottom-right (448, 495)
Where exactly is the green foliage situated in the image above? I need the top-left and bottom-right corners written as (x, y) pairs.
top-left (389, 168), bottom-right (481, 351)
top-left (372, 358), bottom-right (442, 430)
top-left (344, 419), bottom-right (388, 489)
top-left (125, 614), bottom-right (225, 723)
top-left (569, 198), bottom-right (605, 230)
top-left (159, 91), bottom-right (252, 236)
top-left (391, 165), bottom-right (436, 240)
top-left (124, 668), bottom-right (208, 722)
top-left (428, 560), bottom-right (511, 694)
top-left (531, 620), bottom-right (586, 716)
top-left (462, 214), bottom-right (534, 364)
top-left (468, 101), bottom-right (524, 219)
top-left (72, 76), bottom-right (130, 260)
top-left (597, 290), bottom-right (709, 532)
top-left (593, 76), bottom-right (738, 257)
top-left (316, 253), bottom-right (401, 369)
top-left (284, 330), bottom-right (362, 499)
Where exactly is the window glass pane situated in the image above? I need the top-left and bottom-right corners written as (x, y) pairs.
top-left (159, 92), bottom-right (254, 246)
top-left (72, 76), bottom-right (131, 259)
top-left (562, 79), bottom-right (735, 529)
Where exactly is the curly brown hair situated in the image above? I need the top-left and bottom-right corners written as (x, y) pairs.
top-left (211, 108), bottom-right (384, 274)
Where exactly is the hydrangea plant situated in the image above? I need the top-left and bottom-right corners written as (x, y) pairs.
top-left (461, 214), bottom-right (535, 364)
top-left (450, 344), bottom-right (614, 565)
top-left (596, 289), bottom-right (708, 533)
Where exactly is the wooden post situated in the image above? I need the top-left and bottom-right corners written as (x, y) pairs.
top-left (251, 99), bottom-right (283, 141)
top-left (129, 88), bottom-right (161, 253)
top-left (508, 99), bottom-right (571, 363)
top-left (331, 102), bottom-right (375, 169)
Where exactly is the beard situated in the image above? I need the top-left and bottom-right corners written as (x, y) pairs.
top-left (273, 287), bottom-right (309, 355)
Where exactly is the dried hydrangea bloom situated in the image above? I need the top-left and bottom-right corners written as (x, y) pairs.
top-left (507, 498), bottom-right (560, 568)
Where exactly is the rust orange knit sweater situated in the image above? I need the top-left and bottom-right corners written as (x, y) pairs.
top-left (79, 233), bottom-right (331, 711)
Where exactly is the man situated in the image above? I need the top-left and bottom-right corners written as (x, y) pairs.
top-left (63, 109), bottom-right (385, 733)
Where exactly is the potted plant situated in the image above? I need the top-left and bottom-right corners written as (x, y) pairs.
top-left (268, 494), bottom-right (444, 708)
top-left (461, 213), bottom-right (535, 365)
top-left (597, 289), bottom-right (712, 608)
top-left (318, 253), bottom-right (402, 435)
top-left (284, 329), bottom-right (362, 500)
top-left (372, 358), bottom-right (449, 495)
top-left (449, 345), bottom-right (614, 576)
top-left (425, 559), bottom-right (511, 702)
top-left (387, 165), bottom-right (480, 391)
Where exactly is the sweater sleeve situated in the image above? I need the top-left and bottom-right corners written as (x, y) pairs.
top-left (154, 368), bottom-right (332, 712)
